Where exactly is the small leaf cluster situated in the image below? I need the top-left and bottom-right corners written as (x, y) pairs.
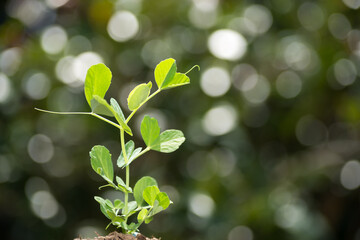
top-left (38, 58), bottom-right (198, 234)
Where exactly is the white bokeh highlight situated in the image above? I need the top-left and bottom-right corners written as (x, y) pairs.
top-left (202, 104), bottom-right (238, 136)
top-left (208, 29), bottom-right (247, 61)
top-left (107, 11), bottom-right (139, 42)
top-left (340, 160), bottom-right (360, 190)
top-left (41, 26), bottom-right (68, 55)
top-left (201, 67), bottom-right (231, 97)
top-left (189, 193), bottom-right (215, 218)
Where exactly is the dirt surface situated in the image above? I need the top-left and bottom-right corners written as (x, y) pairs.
top-left (74, 231), bottom-right (160, 240)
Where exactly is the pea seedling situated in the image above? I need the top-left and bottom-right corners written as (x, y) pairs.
top-left (36, 59), bottom-right (198, 234)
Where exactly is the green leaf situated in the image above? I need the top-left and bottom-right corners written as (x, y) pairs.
top-left (162, 72), bottom-right (190, 89)
top-left (111, 216), bottom-right (125, 225)
top-left (91, 95), bottom-right (114, 117)
top-left (145, 216), bottom-right (153, 224)
top-left (134, 176), bottom-right (158, 207)
top-left (155, 192), bottom-right (171, 211)
top-left (137, 208), bottom-right (148, 222)
top-left (110, 98), bottom-right (125, 122)
top-left (114, 199), bottom-right (124, 209)
top-left (127, 222), bottom-right (141, 232)
top-left (127, 82), bottom-right (152, 111)
top-left (94, 196), bottom-right (113, 220)
top-left (91, 96), bottom-right (132, 136)
top-left (84, 63), bottom-right (112, 108)
top-left (154, 58), bottom-right (177, 89)
top-left (116, 176), bottom-right (132, 193)
top-left (140, 116), bottom-right (185, 152)
top-left (123, 201), bottom-right (138, 215)
top-left (117, 141), bottom-right (143, 168)
top-left (140, 115), bottom-right (160, 148)
top-left (153, 130), bottom-right (185, 153)
top-left (143, 185), bottom-right (160, 206)
top-left (117, 141), bottom-right (134, 167)
top-left (90, 145), bottom-right (114, 182)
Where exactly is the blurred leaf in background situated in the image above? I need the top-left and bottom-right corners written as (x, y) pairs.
top-left (1, 0), bottom-right (360, 239)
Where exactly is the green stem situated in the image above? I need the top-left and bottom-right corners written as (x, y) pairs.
top-left (90, 112), bottom-right (122, 129)
top-left (184, 65), bottom-right (200, 75)
top-left (125, 89), bottom-right (161, 124)
top-left (134, 147), bottom-right (151, 161)
top-left (120, 129), bottom-right (130, 223)
top-left (35, 108), bottom-right (91, 115)
top-left (35, 108), bottom-right (122, 130)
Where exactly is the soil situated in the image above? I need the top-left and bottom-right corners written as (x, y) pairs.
top-left (74, 231), bottom-right (160, 240)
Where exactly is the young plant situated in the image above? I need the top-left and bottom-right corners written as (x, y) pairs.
top-left (36, 58), bottom-right (199, 234)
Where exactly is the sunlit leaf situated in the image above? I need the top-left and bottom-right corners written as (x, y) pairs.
top-left (154, 58), bottom-right (177, 89)
top-left (90, 145), bottom-right (114, 182)
top-left (153, 130), bottom-right (185, 153)
top-left (133, 176), bottom-right (158, 207)
top-left (84, 63), bottom-right (112, 108)
top-left (162, 72), bottom-right (190, 89)
top-left (127, 82), bottom-right (152, 111)
top-left (156, 192), bottom-right (171, 210)
top-left (137, 208), bottom-right (148, 222)
top-left (143, 185), bottom-right (160, 206)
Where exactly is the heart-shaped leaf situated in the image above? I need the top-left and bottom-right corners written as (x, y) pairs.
top-left (90, 145), bottom-right (114, 182)
top-left (154, 58), bottom-right (177, 89)
top-left (84, 64), bottom-right (112, 108)
top-left (127, 82), bottom-right (152, 111)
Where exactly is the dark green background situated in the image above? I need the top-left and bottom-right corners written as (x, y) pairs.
top-left (1, 0), bottom-right (360, 239)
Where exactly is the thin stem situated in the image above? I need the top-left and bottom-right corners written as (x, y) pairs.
top-left (35, 108), bottom-right (91, 115)
top-left (134, 147), bottom-right (151, 161)
top-left (35, 108), bottom-right (122, 130)
top-left (90, 112), bottom-right (122, 130)
top-left (120, 129), bottom-right (130, 223)
top-left (184, 65), bottom-right (200, 75)
top-left (125, 89), bottom-right (161, 124)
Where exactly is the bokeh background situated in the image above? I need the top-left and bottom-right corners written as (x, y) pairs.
top-left (1, 0), bottom-right (360, 239)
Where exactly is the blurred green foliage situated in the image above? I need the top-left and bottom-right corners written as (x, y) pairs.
top-left (1, 0), bottom-right (360, 239)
